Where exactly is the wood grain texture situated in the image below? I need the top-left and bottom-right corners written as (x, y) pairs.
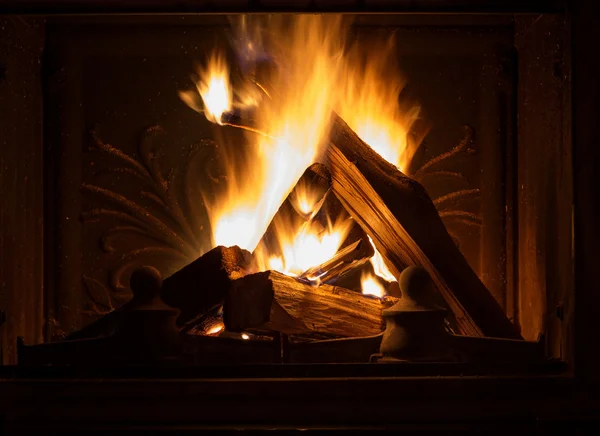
top-left (225, 270), bottom-right (389, 338)
top-left (0, 17), bottom-right (45, 364)
top-left (325, 114), bottom-right (521, 339)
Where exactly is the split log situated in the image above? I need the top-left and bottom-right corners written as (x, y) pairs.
top-left (161, 245), bottom-right (254, 326)
top-left (224, 270), bottom-right (392, 338)
top-left (299, 238), bottom-right (372, 284)
top-left (325, 113), bottom-right (521, 339)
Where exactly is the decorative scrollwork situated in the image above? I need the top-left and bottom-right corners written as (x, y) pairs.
top-left (412, 125), bottom-right (482, 232)
top-left (81, 126), bottom-right (218, 306)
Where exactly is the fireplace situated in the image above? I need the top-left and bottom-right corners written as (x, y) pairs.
top-left (1, 0), bottom-right (599, 432)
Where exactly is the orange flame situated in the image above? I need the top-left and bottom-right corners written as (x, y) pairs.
top-left (337, 38), bottom-right (421, 173)
top-left (259, 215), bottom-right (354, 277)
top-left (361, 273), bottom-right (386, 298)
top-left (367, 235), bottom-right (396, 283)
top-left (179, 52), bottom-right (231, 125)
top-left (181, 16), bottom-right (423, 275)
top-left (185, 16), bottom-right (345, 255)
top-left (361, 236), bottom-right (396, 298)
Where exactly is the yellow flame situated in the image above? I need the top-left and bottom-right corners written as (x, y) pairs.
top-left (367, 235), bottom-right (396, 282)
top-left (290, 179), bottom-right (323, 217)
top-left (260, 215), bottom-right (353, 277)
top-left (180, 52), bottom-right (231, 125)
top-left (182, 16), bottom-right (423, 273)
top-left (195, 16), bottom-right (345, 254)
top-left (337, 38), bottom-right (421, 173)
top-left (241, 333), bottom-right (250, 340)
top-left (361, 273), bottom-right (386, 298)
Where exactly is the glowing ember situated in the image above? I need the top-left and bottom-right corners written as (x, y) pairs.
top-left (361, 273), bottom-right (386, 298)
top-left (206, 323), bottom-right (224, 336)
top-left (241, 333), bottom-right (250, 340)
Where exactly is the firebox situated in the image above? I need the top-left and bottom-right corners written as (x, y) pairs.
top-left (1, 0), bottom-right (598, 433)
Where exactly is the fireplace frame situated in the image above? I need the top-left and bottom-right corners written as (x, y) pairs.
top-left (1, 0), bottom-right (599, 431)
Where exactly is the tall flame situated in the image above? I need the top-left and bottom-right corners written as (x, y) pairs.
top-left (191, 16), bottom-right (345, 254)
top-left (181, 16), bottom-right (423, 274)
top-left (337, 38), bottom-right (421, 173)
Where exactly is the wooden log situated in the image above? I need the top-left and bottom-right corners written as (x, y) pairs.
top-left (161, 245), bottom-right (254, 326)
top-left (224, 270), bottom-right (392, 338)
top-left (325, 114), bottom-right (521, 339)
top-left (299, 239), bottom-right (372, 284)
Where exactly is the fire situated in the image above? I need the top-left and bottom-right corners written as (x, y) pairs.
top-left (366, 235), bottom-right (396, 283)
top-left (179, 52), bottom-right (231, 125)
top-left (337, 38), bottom-right (421, 173)
top-left (265, 216), bottom-right (353, 278)
top-left (290, 179), bottom-right (323, 217)
top-left (181, 15), bottom-right (423, 278)
top-left (360, 236), bottom-right (396, 298)
top-left (361, 273), bottom-right (386, 298)
top-left (183, 16), bottom-right (344, 255)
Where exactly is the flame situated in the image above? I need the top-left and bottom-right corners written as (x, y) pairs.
top-left (187, 16), bottom-right (345, 254)
top-left (361, 236), bottom-right (396, 298)
top-left (337, 38), bottom-right (421, 173)
top-left (291, 179), bottom-right (323, 217)
top-left (179, 52), bottom-right (232, 125)
top-left (361, 273), bottom-right (386, 298)
top-left (181, 16), bottom-right (423, 274)
top-left (261, 215), bottom-right (353, 277)
top-left (367, 235), bottom-right (396, 282)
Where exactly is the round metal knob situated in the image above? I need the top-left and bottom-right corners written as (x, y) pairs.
top-left (130, 266), bottom-right (163, 303)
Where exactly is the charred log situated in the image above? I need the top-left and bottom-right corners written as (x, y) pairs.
top-left (161, 245), bottom-right (254, 326)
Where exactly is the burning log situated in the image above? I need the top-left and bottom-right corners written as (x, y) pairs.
top-left (325, 114), bottom-right (521, 339)
top-left (161, 245), bottom-right (255, 326)
top-left (298, 238), bottom-right (372, 283)
top-left (224, 270), bottom-right (392, 338)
